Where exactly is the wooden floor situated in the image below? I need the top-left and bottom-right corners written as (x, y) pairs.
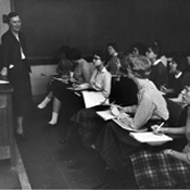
top-left (15, 103), bottom-right (137, 189)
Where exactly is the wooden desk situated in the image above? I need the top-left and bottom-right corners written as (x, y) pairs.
top-left (0, 83), bottom-right (16, 166)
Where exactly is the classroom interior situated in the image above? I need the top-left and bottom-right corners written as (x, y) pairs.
top-left (0, 0), bottom-right (190, 189)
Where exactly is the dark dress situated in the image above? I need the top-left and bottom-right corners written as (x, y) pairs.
top-left (1, 29), bottom-right (32, 116)
top-left (50, 80), bottom-right (84, 120)
top-left (166, 71), bottom-right (190, 98)
top-left (149, 61), bottom-right (168, 89)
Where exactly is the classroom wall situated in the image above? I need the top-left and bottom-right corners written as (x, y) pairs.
top-left (30, 65), bottom-right (57, 97)
top-left (13, 0), bottom-right (190, 63)
top-left (0, 0), bottom-right (11, 42)
top-left (2, 0), bottom-right (190, 97)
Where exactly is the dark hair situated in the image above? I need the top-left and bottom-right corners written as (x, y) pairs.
top-left (107, 42), bottom-right (118, 52)
top-left (127, 55), bottom-right (151, 79)
top-left (93, 50), bottom-right (106, 62)
top-left (172, 52), bottom-right (190, 72)
top-left (69, 48), bottom-right (81, 61)
top-left (149, 40), bottom-right (162, 58)
top-left (131, 42), bottom-right (148, 55)
top-left (6, 12), bottom-right (20, 23)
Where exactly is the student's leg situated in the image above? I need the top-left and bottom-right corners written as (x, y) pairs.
top-left (48, 97), bottom-right (62, 125)
top-left (38, 91), bottom-right (53, 109)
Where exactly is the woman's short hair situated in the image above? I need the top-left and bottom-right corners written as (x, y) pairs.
top-left (127, 55), bottom-right (151, 79)
top-left (172, 52), bottom-right (190, 72)
top-left (149, 40), bottom-right (162, 57)
top-left (69, 48), bottom-right (82, 61)
top-left (107, 42), bottom-right (118, 52)
top-left (93, 50), bottom-right (106, 62)
top-left (6, 12), bottom-right (20, 23)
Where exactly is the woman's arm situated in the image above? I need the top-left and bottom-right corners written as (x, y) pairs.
top-left (117, 105), bottom-right (137, 113)
top-left (116, 94), bottom-right (155, 129)
top-left (164, 149), bottom-right (190, 164)
top-left (156, 126), bottom-right (186, 135)
top-left (156, 107), bottom-right (190, 135)
top-left (82, 62), bottom-right (92, 83)
top-left (101, 72), bottom-right (112, 98)
top-left (132, 94), bottom-right (155, 129)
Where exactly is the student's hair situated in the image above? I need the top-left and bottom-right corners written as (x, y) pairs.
top-left (172, 52), bottom-right (190, 72)
top-left (131, 42), bottom-right (148, 55)
top-left (107, 42), bottom-right (118, 52)
top-left (127, 55), bottom-right (151, 79)
top-left (69, 48), bottom-right (82, 61)
top-left (149, 40), bottom-right (162, 58)
top-left (6, 12), bottom-right (20, 23)
top-left (93, 50), bottom-right (106, 62)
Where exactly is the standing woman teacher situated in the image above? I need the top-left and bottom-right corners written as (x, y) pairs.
top-left (1, 12), bottom-right (32, 136)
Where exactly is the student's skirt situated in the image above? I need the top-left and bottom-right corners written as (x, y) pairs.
top-left (130, 150), bottom-right (190, 189)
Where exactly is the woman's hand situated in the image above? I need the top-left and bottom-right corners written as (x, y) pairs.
top-left (70, 77), bottom-right (76, 83)
top-left (163, 149), bottom-right (173, 156)
top-left (116, 105), bottom-right (126, 113)
top-left (110, 105), bottom-right (120, 116)
top-left (152, 124), bottom-right (166, 134)
top-left (160, 85), bottom-right (174, 94)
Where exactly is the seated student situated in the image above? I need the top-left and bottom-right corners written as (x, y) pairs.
top-left (46, 48), bottom-right (93, 126)
top-left (38, 45), bottom-right (74, 109)
top-left (146, 40), bottom-right (168, 90)
top-left (127, 86), bottom-right (190, 189)
top-left (94, 54), bottom-right (169, 171)
top-left (59, 51), bottom-right (112, 143)
top-left (78, 51), bottom-right (112, 97)
top-left (69, 54), bottom-right (138, 148)
top-left (161, 52), bottom-right (190, 98)
top-left (105, 42), bottom-right (121, 76)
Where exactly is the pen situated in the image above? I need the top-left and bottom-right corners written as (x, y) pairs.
top-left (156, 122), bottom-right (165, 131)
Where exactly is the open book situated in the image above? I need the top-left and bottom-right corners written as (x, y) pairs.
top-left (130, 132), bottom-right (173, 145)
top-left (96, 110), bottom-right (115, 121)
top-left (96, 110), bottom-right (146, 132)
top-left (82, 91), bottom-right (109, 108)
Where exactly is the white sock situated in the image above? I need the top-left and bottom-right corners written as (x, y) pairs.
top-left (38, 97), bottom-right (51, 109)
top-left (48, 112), bottom-right (59, 125)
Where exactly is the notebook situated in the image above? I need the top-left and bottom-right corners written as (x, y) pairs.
top-left (96, 110), bottom-right (115, 121)
top-left (82, 91), bottom-right (109, 108)
top-left (129, 132), bottom-right (173, 144)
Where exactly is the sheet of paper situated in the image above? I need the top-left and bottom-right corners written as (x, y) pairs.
top-left (82, 91), bottom-right (109, 108)
top-left (129, 132), bottom-right (173, 143)
top-left (96, 110), bottom-right (115, 121)
top-left (0, 80), bottom-right (9, 84)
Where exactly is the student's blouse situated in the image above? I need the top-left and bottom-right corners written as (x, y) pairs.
top-left (124, 79), bottom-right (169, 129)
top-left (90, 67), bottom-right (112, 98)
top-left (73, 59), bottom-right (93, 84)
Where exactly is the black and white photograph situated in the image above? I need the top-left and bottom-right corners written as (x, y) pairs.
top-left (0, 0), bottom-right (190, 189)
